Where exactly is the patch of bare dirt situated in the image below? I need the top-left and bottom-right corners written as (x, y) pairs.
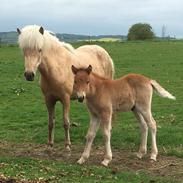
top-left (0, 141), bottom-right (183, 182)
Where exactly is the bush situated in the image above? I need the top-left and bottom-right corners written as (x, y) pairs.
top-left (127, 23), bottom-right (155, 40)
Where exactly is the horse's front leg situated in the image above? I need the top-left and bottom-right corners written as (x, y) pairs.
top-left (77, 115), bottom-right (100, 165)
top-left (45, 96), bottom-right (56, 147)
top-left (62, 95), bottom-right (71, 151)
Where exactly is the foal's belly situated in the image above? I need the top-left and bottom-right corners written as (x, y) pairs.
top-left (112, 99), bottom-right (134, 112)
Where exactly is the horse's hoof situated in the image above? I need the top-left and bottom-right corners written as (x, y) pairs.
top-left (101, 160), bottom-right (109, 167)
top-left (77, 157), bottom-right (85, 165)
top-left (47, 142), bottom-right (53, 148)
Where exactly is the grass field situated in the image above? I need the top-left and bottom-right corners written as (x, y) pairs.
top-left (0, 41), bottom-right (183, 182)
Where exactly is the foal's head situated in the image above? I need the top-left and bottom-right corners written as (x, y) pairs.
top-left (17, 26), bottom-right (44, 81)
top-left (71, 65), bottom-right (92, 102)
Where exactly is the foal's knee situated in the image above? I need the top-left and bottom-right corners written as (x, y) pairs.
top-left (86, 132), bottom-right (95, 142)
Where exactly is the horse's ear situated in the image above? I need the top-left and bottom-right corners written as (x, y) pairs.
top-left (71, 65), bottom-right (78, 75)
top-left (39, 26), bottom-right (44, 35)
top-left (86, 65), bottom-right (92, 74)
top-left (17, 28), bottom-right (21, 35)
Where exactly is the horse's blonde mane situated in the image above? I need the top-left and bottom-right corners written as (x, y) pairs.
top-left (18, 25), bottom-right (75, 53)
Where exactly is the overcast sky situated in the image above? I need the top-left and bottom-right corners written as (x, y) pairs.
top-left (0, 0), bottom-right (182, 37)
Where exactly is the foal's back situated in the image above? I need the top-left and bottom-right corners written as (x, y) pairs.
top-left (103, 74), bottom-right (152, 112)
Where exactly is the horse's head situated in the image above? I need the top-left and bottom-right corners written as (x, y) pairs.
top-left (71, 65), bottom-right (92, 103)
top-left (17, 26), bottom-right (44, 81)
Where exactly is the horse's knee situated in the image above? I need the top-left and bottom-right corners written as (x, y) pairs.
top-left (48, 123), bottom-right (54, 129)
top-left (63, 121), bottom-right (70, 129)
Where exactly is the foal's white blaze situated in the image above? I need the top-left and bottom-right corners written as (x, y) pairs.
top-left (77, 91), bottom-right (86, 98)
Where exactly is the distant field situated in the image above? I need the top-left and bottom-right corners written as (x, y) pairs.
top-left (0, 41), bottom-right (183, 182)
top-left (86, 37), bottom-right (121, 42)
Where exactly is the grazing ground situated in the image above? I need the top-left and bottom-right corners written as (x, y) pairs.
top-left (0, 41), bottom-right (183, 182)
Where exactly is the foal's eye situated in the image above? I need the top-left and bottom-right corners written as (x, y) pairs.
top-left (74, 81), bottom-right (77, 84)
top-left (86, 80), bottom-right (90, 84)
top-left (38, 49), bottom-right (42, 52)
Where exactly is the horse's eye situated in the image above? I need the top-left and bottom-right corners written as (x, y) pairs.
top-left (39, 49), bottom-right (42, 52)
top-left (86, 80), bottom-right (90, 84)
top-left (74, 81), bottom-right (77, 84)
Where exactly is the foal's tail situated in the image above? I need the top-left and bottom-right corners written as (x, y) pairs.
top-left (151, 80), bottom-right (176, 100)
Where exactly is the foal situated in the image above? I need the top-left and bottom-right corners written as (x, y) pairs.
top-left (72, 65), bottom-right (175, 167)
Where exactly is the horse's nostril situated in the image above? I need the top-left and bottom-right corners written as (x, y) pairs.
top-left (31, 72), bottom-right (35, 78)
top-left (24, 72), bottom-right (35, 81)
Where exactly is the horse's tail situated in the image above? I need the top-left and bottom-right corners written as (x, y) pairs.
top-left (151, 80), bottom-right (175, 100)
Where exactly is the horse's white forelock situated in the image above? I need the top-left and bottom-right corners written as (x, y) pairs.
top-left (18, 25), bottom-right (75, 53)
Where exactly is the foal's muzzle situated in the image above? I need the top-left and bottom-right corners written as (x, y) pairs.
top-left (24, 72), bottom-right (35, 81)
top-left (78, 96), bottom-right (85, 103)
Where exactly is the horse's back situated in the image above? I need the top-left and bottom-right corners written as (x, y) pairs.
top-left (75, 45), bottom-right (114, 79)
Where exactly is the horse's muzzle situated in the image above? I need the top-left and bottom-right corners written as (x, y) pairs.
top-left (24, 72), bottom-right (35, 81)
top-left (78, 96), bottom-right (85, 103)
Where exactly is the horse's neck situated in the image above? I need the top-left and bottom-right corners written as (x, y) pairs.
top-left (39, 47), bottom-right (73, 78)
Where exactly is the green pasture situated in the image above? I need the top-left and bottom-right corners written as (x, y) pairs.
top-left (0, 41), bottom-right (183, 182)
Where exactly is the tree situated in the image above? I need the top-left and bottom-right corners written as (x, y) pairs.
top-left (127, 23), bottom-right (155, 40)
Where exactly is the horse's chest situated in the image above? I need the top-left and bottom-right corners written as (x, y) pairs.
top-left (40, 78), bottom-right (72, 99)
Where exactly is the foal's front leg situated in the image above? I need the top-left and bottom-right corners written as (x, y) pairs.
top-left (101, 113), bottom-right (112, 167)
top-left (77, 115), bottom-right (100, 165)
top-left (62, 95), bottom-right (71, 151)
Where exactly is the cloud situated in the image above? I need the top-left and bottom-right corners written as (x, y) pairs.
top-left (0, 0), bottom-right (182, 37)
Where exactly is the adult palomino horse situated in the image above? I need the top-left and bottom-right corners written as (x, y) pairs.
top-left (17, 25), bottom-right (114, 150)
top-left (71, 65), bottom-right (175, 166)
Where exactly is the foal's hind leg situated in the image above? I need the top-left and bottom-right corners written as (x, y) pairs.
top-left (133, 109), bottom-right (148, 159)
top-left (46, 96), bottom-right (56, 147)
top-left (141, 110), bottom-right (158, 161)
top-left (77, 115), bottom-right (100, 165)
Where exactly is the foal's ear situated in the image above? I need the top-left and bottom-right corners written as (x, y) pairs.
top-left (39, 26), bottom-right (44, 35)
top-left (86, 65), bottom-right (92, 74)
top-left (17, 28), bottom-right (21, 35)
top-left (71, 65), bottom-right (78, 75)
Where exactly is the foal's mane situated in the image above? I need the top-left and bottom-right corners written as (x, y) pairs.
top-left (18, 25), bottom-right (75, 53)
top-left (77, 69), bottom-right (109, 81)
top-left (91, 72), bottom-right (109, 81)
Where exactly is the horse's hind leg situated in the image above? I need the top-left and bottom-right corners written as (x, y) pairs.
top-left (140, 110), bottom-right (158, 161)
top-left (62, 94), bottom-right (71, 151)
top-left (46, 96), bottom-right (56, 147)
top-left (132, 109), bottom-right (148, 159)
top-left (77, 114), bottom-right (100, 165)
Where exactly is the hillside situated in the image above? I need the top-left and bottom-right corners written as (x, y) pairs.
top-left (0, 31), bottom-right (125, 44)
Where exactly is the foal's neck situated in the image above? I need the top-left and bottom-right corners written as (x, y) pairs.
top-left (89, 73), bottom-right (109, 95)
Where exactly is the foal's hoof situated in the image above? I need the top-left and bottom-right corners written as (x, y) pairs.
top-left (77, 157), bottom-right (85, 165)
top-left (65, 145), bottom-right (71, 151)
top-left (150, 154), bottom-right (157, 162)
top-left (136, 152), bottom-right (146, 159)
